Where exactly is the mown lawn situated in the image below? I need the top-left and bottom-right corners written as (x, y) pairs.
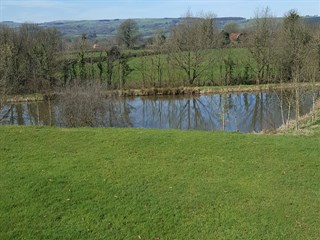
top-left (0, 126), bottom-right (319, 239)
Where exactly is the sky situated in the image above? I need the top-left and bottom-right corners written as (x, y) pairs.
top-left (1, 0), bottom-right (319, 23)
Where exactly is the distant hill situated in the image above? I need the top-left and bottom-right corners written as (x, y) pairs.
top-left (1, 16), bottom-right (319, 40)
top-left (0, 17), bottom-right (247, 40)
top-left (39, 17), bottom-right (246, 39)
top-left (0, 21), bottom-right (21, 28)
top-left (304, 16), bottom-right (320, 24)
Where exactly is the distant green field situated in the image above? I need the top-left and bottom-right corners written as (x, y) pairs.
top-left (126, 48), bottom-right (248, 87)
top-left (1, 126), bottom-right (319, 239)
top-left (63, 48), bottom-right (257, 88)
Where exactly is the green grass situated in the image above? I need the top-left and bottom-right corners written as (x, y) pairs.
top-left (64, 48), bottom-right (255, 88)
top-left (1, 126), bottom-right (320, 239)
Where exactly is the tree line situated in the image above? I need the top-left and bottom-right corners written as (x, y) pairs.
top-left (0, 9), bottom-right (320, 95)
top-left (0, 24), bottom-right (62, 94)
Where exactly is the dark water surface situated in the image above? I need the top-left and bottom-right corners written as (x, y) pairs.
top-left (0, 91), bottom-right (317, 132)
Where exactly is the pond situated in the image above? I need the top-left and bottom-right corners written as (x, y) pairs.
top-left (0, 90), bottom-right (318, 132)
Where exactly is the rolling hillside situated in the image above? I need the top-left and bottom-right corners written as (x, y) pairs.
top-left (0, 17), bottom-right (247, 39)
top-left (1, 16), bottom-right (319, 40)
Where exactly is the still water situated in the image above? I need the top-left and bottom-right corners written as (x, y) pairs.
top-left (0, 91), bottom-right (317, 132)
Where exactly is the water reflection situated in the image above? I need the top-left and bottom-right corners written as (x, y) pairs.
top-left (0, 91), bottom-right (317, 132)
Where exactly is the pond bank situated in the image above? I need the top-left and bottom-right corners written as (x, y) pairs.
top-left (2, 83), bottom-right (320, 103)
top-left (1, 94), bottom-right (44, 103)
top-left (277, 99), bottom-right (320, 135)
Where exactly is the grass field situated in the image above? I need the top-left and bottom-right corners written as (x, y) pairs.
top-left (0, 126), bottom-right (319, 239)
top-left (64, 48), bottom-right (256, 88)
top-left (126, 48), bottom-right (253, 87)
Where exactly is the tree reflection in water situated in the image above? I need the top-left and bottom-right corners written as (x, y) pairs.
top-left (0, 90), bottom-right (318, 132)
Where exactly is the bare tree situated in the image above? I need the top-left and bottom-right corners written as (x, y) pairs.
top-left (105, 46), bottom-right (121, 89)
top-left (275, 10), bottom-right (311, 130)
top-left (57, 83), bottom-right (104, 127)
top-left (168, 11), bottom-right (216, 86)
top-left (0, 26), bottom-right (14, 94)
top-left (223, 22), bottom-right (240, 34)
top-left (302, 25), bottom-right (320, 122)
top-left (0, 24), bottom-right (63, 94)
top-left (116, 19), bottom-right (141, 49)
top-left (150, 31), bottom-right (166, 87)
top-left (248, 7), bottom-right (277, 84)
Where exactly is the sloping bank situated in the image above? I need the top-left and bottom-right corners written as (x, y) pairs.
top-left (2, 86), bottom-right (267, 103)
top-left (0, 126), bottom-right (319, 239)
top-left (278, 98), bottom-right (320, 135)
top-left (3, 83), bottom-right (320, 103)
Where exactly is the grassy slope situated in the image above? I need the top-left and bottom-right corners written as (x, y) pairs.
top-left (0, 126), bottom-right (319, 239)
top-left (126, 49), bottom-right (237, 86)
top-left (281, 100), bottom-right (320, 136)
top-left (66, 48), bottom-right (253, 87)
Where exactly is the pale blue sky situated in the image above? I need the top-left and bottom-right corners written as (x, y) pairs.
top-left (1, 0), bottom-right (319, 23)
